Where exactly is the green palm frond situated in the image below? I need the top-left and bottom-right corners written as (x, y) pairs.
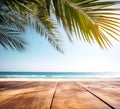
top-left (49, 0), bottom-right (120, 48)
top-left (1, 0), bottom-right (120, 52)
top-left (31, 15), bottom-right (63, 53)
top-left (7, 0), bottom-right (63, 53)
top-left (0, 28), bottom-right (26, 51)
top-left (0, 0), bottom-right (26, 51)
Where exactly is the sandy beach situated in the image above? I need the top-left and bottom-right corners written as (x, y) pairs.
top-left (0, 78), bottom-right (120, 109)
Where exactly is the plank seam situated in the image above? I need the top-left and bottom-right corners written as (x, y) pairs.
top-left (75, 82), bottom-right (115, 109)
top-left (49, 82), bottom-right (59, 109)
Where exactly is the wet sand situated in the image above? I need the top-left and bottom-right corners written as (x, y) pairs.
top-left (0, 78), bottom-right (120, 109)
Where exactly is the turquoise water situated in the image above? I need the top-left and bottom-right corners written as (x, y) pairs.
top-left (0, 72), bottom-right (120, 78)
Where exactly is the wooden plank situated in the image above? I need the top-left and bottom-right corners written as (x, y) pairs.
top-left (0, 81), bottom-right (39, 109)
top-left (77, 81), bottom-right (120, 109)
top-left (29, 82), bottom-right (57, 109)
top-left (0, 82), bottom-right (41, 103)
top-left (51, 81), bottom-right (111, 109)
top-left (0, 81), bottom-right (57, 109)
top-left (0, 81), bottom-right (28, 91)
top-left (0, 81), bottom-right (38, 91)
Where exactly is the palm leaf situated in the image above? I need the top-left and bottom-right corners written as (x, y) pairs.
top-left (1, 0), bottom-right (120, 52)
top-left (7, 0), bottom-right (63, 53)
top-left (0, 28), bottom-right (26, 51)
top-left (50, 0), bottom-right (120, 48)
top-left (0, 0), bottom-right (26, 51)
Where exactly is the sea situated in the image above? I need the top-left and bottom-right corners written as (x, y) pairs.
top-left (0, 72), bottom-right (120, 79)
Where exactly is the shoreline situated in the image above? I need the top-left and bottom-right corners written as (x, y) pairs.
top-left (0, 77), bottom-right (120, 81)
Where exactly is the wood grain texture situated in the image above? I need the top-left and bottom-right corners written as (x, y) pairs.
top-left (0, 80), bottom-right (120, 109)
top-left (51, 81), bottom-right (110, 109)
top-left (29, 82), bottom-right (57, 109)
top-left (77, 81), bottom-right (120, 109)
top-left (0, 82), bottom-right (57, 109)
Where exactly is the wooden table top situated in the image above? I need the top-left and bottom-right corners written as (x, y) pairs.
top-left (0, 80), bottom-right (120, 109)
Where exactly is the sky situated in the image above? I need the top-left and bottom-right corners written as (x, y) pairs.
top-left (0, 24), bottom-right (120, 72)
